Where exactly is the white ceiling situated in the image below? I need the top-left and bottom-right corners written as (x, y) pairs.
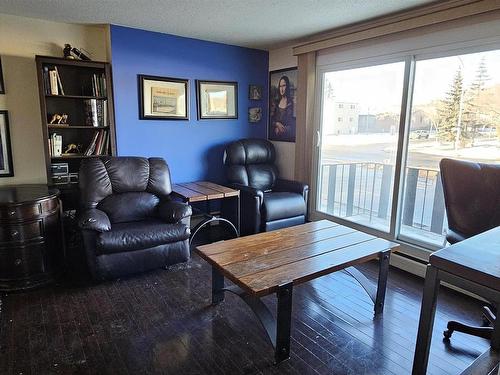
top-left (0, 0), bottom-right (434, 49)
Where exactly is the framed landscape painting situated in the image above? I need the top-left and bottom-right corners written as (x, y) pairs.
top-left (138, 75), bottom-right (189, 120)
top-left (196, 80), bottom-right (238, 119)
top-left (0, 111), bottom-right (13, 177)
top-left (268, 67), bottom-right (297, 142)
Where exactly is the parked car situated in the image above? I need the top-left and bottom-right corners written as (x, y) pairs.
top-left (409, 130), bottom-right (429, 139)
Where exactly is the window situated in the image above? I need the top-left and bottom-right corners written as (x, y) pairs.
top-left (317, 62), bottom-right (405, 232)
top-left (400, 49), bottom-right (500, 246)
top-left (315, 46), bottom-right (500, 249)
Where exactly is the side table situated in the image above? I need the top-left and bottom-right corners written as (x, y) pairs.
top-left (412, 227), bottom-right (500, 374)
top-left (0, 185), bottom-right (65, 291)
top-left (171, 181), bottom-right (240, 244)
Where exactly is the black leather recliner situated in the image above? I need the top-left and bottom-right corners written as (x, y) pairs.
top-left (78, 156), bottom-right (192, 281)
top-left (223, 139), bottom-right (308, 235)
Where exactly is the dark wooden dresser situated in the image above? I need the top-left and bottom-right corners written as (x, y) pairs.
top-left (0, 185), bottom-right (64, 291)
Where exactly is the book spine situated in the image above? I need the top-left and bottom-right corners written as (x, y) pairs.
top-left (91, 99), bottom-right (98, 126)
top-left (43, 67), bottom-right (50, 95)
top-left (54, 66), bottom-right (65, 95)
top-left (49, 70), bottom-right (58, 95)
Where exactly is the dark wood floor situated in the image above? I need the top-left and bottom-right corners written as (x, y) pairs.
top-left (0, 254), bottom-right (490, 375)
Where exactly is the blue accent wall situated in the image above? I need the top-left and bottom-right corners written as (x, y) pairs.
top-left (110, 25), bottom-right (269, 183)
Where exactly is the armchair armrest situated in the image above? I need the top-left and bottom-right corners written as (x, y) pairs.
top-left (230, 183), bottom-right (264, 205)
top-left (78, 208), bottom-right (111, 232)
top-left (158, 200), bottom-right (192, 224)
top-left (274, 179), bottom-right (309, 198)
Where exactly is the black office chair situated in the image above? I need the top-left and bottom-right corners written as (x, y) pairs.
top-left (223, 139), bottom-right (308, 236)
top-left (440, 158), bottom-right (499, 340)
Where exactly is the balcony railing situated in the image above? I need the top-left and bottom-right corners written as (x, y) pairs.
top-left (319, 162), bottom-right (446, 243)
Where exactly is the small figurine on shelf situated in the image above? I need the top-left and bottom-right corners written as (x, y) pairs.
top-left (49, 113), bottom-right (69, 125)
top-left (63, 143), bottom-right (82, 155)
top-left (62, 43), bottom-right (91, 61)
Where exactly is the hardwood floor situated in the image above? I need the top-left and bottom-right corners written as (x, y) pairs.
top-left (0, 254), bottom-right (490, 374)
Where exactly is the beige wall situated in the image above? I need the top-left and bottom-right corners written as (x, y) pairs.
top-left (269, 45), bottom-right (297, 180)
top-left (0, 14), bottom-right (109, 185)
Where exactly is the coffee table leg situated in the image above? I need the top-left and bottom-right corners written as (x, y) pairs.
top-left (212, 267), bottom-right (225, 304)
top-left (374, 250), bottom-right (391, 315)
top-left (275, 283), bottom-right (293, 364)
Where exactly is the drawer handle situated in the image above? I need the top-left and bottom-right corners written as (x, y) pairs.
top-left (8, 210), bottom-right (16, 216)
top-left (11, 230), bottom-right (19, 238)
top-left (14, 258), bottom-right (22, 266)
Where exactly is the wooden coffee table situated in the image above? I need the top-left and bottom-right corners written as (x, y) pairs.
top-left (195, 219), bottom-right (399, 363)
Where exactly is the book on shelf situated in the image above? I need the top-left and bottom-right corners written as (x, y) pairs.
top-left (84, 99), bottom-right (108, 127)
top-left (49, 133), bottom-right (62, 157)
top-left (84, 129), bottom-right (109, 156)
top-left (53, 67), bottom-right (65, 95)
top-left (43, 67), bottom-right (65, 95)
top-left (91, 73), bottom-right (107, 97)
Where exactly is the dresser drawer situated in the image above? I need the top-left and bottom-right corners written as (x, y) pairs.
top-left (0, 221), bottom-right (42, 242)
top-left (0, 204), bottom-right (41, 220)
top-left (0, 243), bottom-right (46, 279)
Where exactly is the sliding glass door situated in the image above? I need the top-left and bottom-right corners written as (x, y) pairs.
top-left (317, 61), bottom-right (405, 233)
top-left (400, 50), bottom-right (500, 247)
top-left (315, 47), bottom-right (500, 250)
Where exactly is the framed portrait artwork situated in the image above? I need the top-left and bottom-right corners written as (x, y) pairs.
top-left (138, 75), bottom-right (189, 120)
top-left (0, 111), bottom-right (13, 177)
top-left (196, 80), bottom-right (238, 119)
top-left (0, 57), bottom-right (5, 94)
top-left (248, 107), bottom-right (262, 123)
top-left (248, 84), bottom-right (262, 100)
top-left (268, 67), bottom-right (297, 142)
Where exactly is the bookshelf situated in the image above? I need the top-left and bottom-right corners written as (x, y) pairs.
top-left (35, 56), bottom-right (117, 209)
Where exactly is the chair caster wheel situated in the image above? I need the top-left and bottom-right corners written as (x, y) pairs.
top-left (443, 329), bottom-right (453, 340)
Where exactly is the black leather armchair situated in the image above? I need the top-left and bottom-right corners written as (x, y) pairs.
top-left (78, 156), bottom-right (192, 281)
top-left (440, 158), bottom-right (498, 340)
top-left (223, 139), bottom-right (308, 235)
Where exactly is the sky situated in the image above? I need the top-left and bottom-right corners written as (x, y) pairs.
top-left (324, 49), bottom-right (500, 114)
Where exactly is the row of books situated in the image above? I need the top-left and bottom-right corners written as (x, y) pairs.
top-left (91, 73), bottom-right (107, 97)
top-left (42, 67), bottom-right (65, 95)
top-left (85, 130), bottom-right (110, 156)
top-left (84, 99), bottom-right (108, 127)
top-left (48, 133), bottom-right (63, 157)
top-left (41, 67), bottom-right (107, 97)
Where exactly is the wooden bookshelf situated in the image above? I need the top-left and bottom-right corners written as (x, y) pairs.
top-left (36, 55), bottom-right (117, 209)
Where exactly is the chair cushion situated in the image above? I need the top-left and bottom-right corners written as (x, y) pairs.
top-left (96, 219), bottom-right (190, 255)
top-left (262, 192), bottom-right (306, 222)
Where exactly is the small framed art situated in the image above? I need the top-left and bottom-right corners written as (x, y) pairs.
top-left (248, 85), bottom-right (262, 100)
top-left (0, 111), bottom-right (13, 177)
top-left (248, 107), bottom-right (262, 123)
top-left (196, 80), bottom-right (238, 119)
top-left (138, 75), bottom-right (189, 120)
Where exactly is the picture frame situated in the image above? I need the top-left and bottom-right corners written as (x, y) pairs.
top-left (138, 75), bottom-right (189, 120)
top-left (0, 57), bottom-right (5, 94)
top-left (248, 107), bottom-right (262, 123)
top-left (0, 111), bottom-right (14, 177)
top-left (269, 67), bottom-right (297, 143)
top-left (196, 80), bottom-right (238, 119)
top-left (248, 85), bottom-right (262, 100)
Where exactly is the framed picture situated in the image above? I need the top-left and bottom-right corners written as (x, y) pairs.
top-left (196, 80), bottom-right (238, 119)
top-left (0, 57), bottom-right (5, 94)
top-left (248, 85), bottom-right (262, 100)
top-left (0, 111), bottom-right (13, 177)
top-left (269, 67), bottom-right (297, 142)
top-left (138, 75), bottom-right (189, 120)
top-left (248, 107), bottom-right (262, 123)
